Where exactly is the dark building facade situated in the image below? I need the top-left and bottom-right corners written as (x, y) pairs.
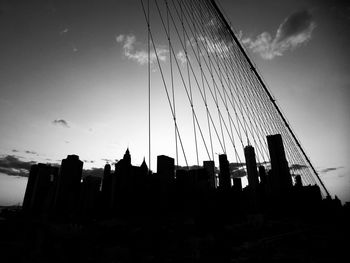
top-left (157, 155), bottom-right (175, 182)
top-left (23, 164), bottom-right (58, 215)
top-left (203, 160), bottom-right (216, 189)
top-left (80, 175), bottom-right (102, 217)
top-left (218, 154), bottom-right (231, 190)
top-left (53, 155), bottom-right (83, 217)
top-left (101, 163), bottom-right (112, 211)
top-left (233, 177), bottom-right (242, 192)
top-left (266, 134), bottom-right (293, 195)
top-left (22, 164), bottom-right (39, 213)
top-left (244, 145), bottom-right (259, 190)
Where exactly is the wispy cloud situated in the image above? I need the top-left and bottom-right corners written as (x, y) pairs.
top-left (0, 155), bottom-right (36, 177)
top-left (242, 10), bottom-right (316, 60)
top-left (290, 164), bottom-right (308, 170)
top-left (229, 162), bottom-right (246, 170)
top-left (52, 119), bottom-right (70, 128)
top-left (176, 50), bottom-right (187, 65)
top-left (116, 34), bottom-right (168, 65)
top-left (231, 169), bottom-right (247, 178)
top-left (229, 162), bottom-right (247, 178)
top-left (83, 168), bottom-right (104, 178)
top-left (321, 166), bottom-right (343, 174)
top-left (102, 158), bottom-right (115, 164)
top-left (197, 35), bottom-right (232, 56)
top-left (25, 150), bottom-right (37, 155)
top-left (60, 28), bottom-right (69, 35)
top-left (0, 155), bottom-right (105, 178)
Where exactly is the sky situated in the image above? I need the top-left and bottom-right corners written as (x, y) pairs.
top-left (0, 0), bottom-right (349, 205)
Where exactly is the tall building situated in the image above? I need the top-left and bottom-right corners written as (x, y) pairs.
top-left (258, 165), bottom-right (267, 185)
top-left (244, 145), bottom-right (259, 190)
top-left (112, 149), bottom-right (132, 211)
top-left (140, 158), bottom-right (148, 175)
top-left (80, 175), bottom-right (102, 217)
top-left (267, 134), bottom-right (292, 194)
top-left (233, 177), bottom-right (242, 192)
top-left (123, 148), bottom-right (131, 166)
top-left (156, 155), bottom-right (175, 211)
top-left (218, 154), bottom-right (231, 190)
top-left (23, 164), bottom-right (58, 215)
top-left (23, 164), bottom-right (39, 212)
top-left (53, 155), bottom-right (83, 216)
top-left (101, 163), bottom-right (112, 211)
top-left (157, 155), bottom-right (175, 182)
top-left (203, 160), bottom-right (216, 189)
top-left (294, 174), bottom-right (302, 188)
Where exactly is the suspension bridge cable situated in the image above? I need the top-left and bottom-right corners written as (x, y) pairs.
top-left (208, 0), bottom-right (330, 196)
top-left (141, 0), bottom-right (189, 168)
top-left (166, 3), bottom-right (179, 167)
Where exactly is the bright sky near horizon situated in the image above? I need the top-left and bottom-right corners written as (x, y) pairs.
top-left (0, 0), bottom-right (349, 205)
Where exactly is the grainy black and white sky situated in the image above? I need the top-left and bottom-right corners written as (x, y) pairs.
top-left (0, 0), bottom-right (349, 205)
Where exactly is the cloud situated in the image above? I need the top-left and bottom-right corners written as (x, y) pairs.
top-left (116, 34), bottom-right (168, 65)
top-left (52, 119), bottom-right (70, 128)
top-left (60, 28), bottom-right (69, 35)
top-left (176, 50), bottom-right (187, 64)
top-left (0, 167), bottom-right (29, 177)
top-left (229, 162), bottom-right (246, 170)
top-left (321, 166), bottom-right (343, 173)
top-left (0, 155), bottom-right (36, 177)
top-left (175, 165), bottom-right (202, 170)
top-left (231, 168), bottom-right (247, 178)
top-left (83, 168), bottom-right (104, 178)
top-left (197, 35), bottom-right (232, 56)
top-left (290, 164), bottom-right (308, 170)
top-left (242, 10), bottom-right (316, 59)
top-left (102, 158), bottom-right (115, 164)
top-left (0, 155), bottom-right (106, 179)
top-left (25, 150), bottom-right (37, 155)
top-left (116, 34), bottom-right (124, 42)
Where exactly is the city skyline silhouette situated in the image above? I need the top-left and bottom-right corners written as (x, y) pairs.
top-left (0, 1), bottom-right (349, 262)
top-left (1, 132), bottom-right (348, 262)
top-left (0, 0), bottom-right (349, 206)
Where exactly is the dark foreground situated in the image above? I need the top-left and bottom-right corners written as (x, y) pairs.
top-left (1, 204), bottom-right (349, 263)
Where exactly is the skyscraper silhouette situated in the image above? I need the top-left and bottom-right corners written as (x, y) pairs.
top-left (80, 175), bottom-right (102, 217)
top-left (219, 154), bottom-right (231, 190)
top-left (102, 163), bottom-right (112, 211)
top-left (244, 145), bottom-right (259, 190)
top-left (267, 134), bottom-right (292, 195)
top-left (233, 177), bottom-right (242, 193)
top-left (203, 160), bottom-right (216, 188)
top-left (53, 155), bottom-right (83, 217)
top-left (23, 164), bottom-right (58, 215)
top-left (22, 164), bottom-right (39, 213)
top-left (157, 155), bottom-right (175, 182)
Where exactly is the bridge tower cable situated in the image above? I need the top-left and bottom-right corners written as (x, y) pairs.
top-left (209, 0), bottom-right (331, 197)
top-left (141, 0), bottom-right (330, 197)
top-left (141, 0), bottom-right (190, 168)
top-left (147, 0), bottom-right (151, 172)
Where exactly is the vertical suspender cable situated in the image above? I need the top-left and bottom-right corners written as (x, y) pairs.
top-left (209, 0), bottom-right (331, 197)
top-left (147, 0), bottom-right (151, 173)
top-left (167, 3), bottom-right (179, 167)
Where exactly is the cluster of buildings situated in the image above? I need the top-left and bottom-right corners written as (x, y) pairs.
top-left (22, 134), bottom-right (325, 221)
